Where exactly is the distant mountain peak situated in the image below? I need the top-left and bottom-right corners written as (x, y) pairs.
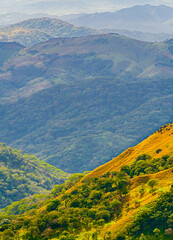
top-left (0, 17), bottom-right (98, 47)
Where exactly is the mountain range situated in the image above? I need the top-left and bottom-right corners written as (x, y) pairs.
top-left (0, 34), bottom-right (173, 173)
top-left (2, 5), bottom-right (173, 44)
top-left (0, 4), bottom-right (173, 239)
top-left (0, 123), bottom-right (173, 239)
top-left (0, 0), bottom-right (146, 15)
top-left (63, 4), bottom-right (173, 34)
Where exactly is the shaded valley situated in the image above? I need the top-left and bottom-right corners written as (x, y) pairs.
top-left (0, 34), bottom-right (173, 172)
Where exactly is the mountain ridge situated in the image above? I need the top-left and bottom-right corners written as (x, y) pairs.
top-left (0, 33), bottom-right (173, 173)
top-left (0, 17), bottom-right (98, 47)
top-left (63, 4), bottom-right (173, 34)
top-left (84, 122), bottom-right (173, 179)
top-left (1, 123), bottom-right (173, 239)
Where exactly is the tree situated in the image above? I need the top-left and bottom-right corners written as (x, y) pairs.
top-left (92, 231), bottom-right (98, 240)
top-left (148, 179), bottom-right (157, 189)
top-left (139, 233), bottom-right (147, 240)
top-left (153, 228), bottom-right (160, 237)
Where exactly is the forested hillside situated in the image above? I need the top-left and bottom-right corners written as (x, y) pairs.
top-left (0, 18), bottom-right (98, 46)
top-left (0, 143), bottom-right (69, 209)
top-left (0, 123), bottom-right (173, 239)
top-left (0, 34), bottom-right (173, 173)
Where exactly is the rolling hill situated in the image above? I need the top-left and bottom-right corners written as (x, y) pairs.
top-left (0, 123), bottom-right (173, 239)
top-left (0, 34), bottom-right (173, 173)
top-left (0, 18), bottom-right (98, 46)
top-left (0, 143), bottom-right (69, 209)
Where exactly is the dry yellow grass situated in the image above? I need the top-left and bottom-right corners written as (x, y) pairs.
top-left (20, 123), bottom-right (173, 238)
top-left (84, 123), bottom-right (173, 180)
top-left (102, 166), bottom-right (173, 237)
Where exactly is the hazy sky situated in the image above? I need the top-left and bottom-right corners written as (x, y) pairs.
top-left (1, 0), bottom-right (173, 15)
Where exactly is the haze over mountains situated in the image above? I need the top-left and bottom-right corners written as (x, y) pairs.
top-left (2, 0), bottom-right (170, 15)
top-left (1, 2), bottom-right (173, 239)
top-left (2, 5), bottom-right (173, 44)
top-left (0, 34), bottom-right (173, 173)
top-left (0, 18), bottom-right (98, 47)
top-left (64, 5), bottom-right (173, 34)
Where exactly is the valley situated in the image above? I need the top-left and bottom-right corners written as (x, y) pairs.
top-left (0, 34), bottom-right (173, 172)
top-left (0, 3), bottom-right (173, 239)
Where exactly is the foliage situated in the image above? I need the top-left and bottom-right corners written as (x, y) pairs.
top-left (0, 170), bottom-right (129, 239)
top-left (120, 154), bottom-right (173, 178)
top-left (126, 186), bottom-right (173, 239)
top-left (0, 34), bottom-right (173, 173)
top-left (0, 143), bottom-right (69, 209)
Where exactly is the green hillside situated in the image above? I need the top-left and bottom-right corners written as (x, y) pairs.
top-left (0, 124), bottom-right (173, 240)
top-left (0, 143), bottom-right (69, 209)
top-left (0, 18), bottom-right (98, 47)
top-left (0, 42), bottom-right (23, 66)
top-left (0, 34), bottom-right (173, 173)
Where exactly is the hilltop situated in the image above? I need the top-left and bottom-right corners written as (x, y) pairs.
top-left (0, 18), bottom-right (98, 46)
top-left (0, 34), bottom-right (173, 173)
top-left (0, 143), bottom-right (69, 209)
top-left (0, 123), bottom-right (173, 239)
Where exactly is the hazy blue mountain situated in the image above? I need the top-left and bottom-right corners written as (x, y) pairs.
top-left (0, 34), bottom-right (173, 173)
top-left (0, 18), bottom-right (98, 47)
top-left (13, 0), bottom-right (141, 15)
top-left (101, 29), bottom-right (173, 42)
top-left (62, 5), bottom-right (173, 33)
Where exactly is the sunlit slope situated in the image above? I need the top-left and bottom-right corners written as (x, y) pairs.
top-left (87, 123), bottom-right (173, 178)
top-left (101, 167), bottom-right (173, 238)
top-left (1, 124), bottom-right (173, 239)
top-left (0, 18), bottom-right (97, 47)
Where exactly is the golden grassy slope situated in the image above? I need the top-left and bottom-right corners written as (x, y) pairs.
top-left (103, 166), bottom-right (173, 238)
top-left (7, 123), bottom-right (173, 240)
top-left (84, 123), bottom-right (173, 179)
top-left (73, 123), bottom-right (173, 238)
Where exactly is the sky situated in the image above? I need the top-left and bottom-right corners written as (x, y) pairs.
top-left (1, 0), bottom-right (173, 15)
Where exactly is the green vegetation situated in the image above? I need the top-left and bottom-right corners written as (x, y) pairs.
top-left (0, 143), bottom-right (69, 209)
top-left (0, 149), bottom-right (173, 240)
top-left (120, 154), bottom-right (173, 178)
top-left (125, 186), bottom-right (173, 240)
top-left (0, 34), bottom-right (173, 173)
top-left (0, 170), bottom-right (128, 239)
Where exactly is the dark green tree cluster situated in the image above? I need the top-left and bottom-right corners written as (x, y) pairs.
top-left (0, 171), bottom-right (129, 239)
top-left (125, 185), bottom-right (173, 240)
top-left (120, 154), bottom-right (173, 178)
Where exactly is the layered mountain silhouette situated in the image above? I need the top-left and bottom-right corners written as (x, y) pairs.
top-left (63, 5), bottom-right (173, 34)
